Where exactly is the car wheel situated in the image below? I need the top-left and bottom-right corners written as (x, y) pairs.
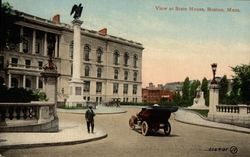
top-left (164, 121), bottom-right (171, 136)
top-left (141, 121), bottom-right (149, 136)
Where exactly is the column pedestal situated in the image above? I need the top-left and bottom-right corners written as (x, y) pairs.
top-left (208, 84), bottom-right (219, 120)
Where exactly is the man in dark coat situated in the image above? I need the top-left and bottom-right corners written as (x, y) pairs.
top-left (85, 105), bottom-right (95, 133)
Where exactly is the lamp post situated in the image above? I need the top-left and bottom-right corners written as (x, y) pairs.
top-left (211, 63), bottom-right (217, 84)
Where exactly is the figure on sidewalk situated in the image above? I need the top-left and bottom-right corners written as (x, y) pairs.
top-left (85, 105), bottom-right (95, 133)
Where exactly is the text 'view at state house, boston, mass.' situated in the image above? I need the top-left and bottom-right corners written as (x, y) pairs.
top-left (0, 10), bottom-right (144, 105)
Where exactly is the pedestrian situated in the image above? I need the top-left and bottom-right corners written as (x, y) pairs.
top-left (85, 105), bottom-right (95, 133)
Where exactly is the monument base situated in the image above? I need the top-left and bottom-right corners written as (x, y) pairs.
top-left (188, 98), bottom-right (208, 110)
top-left (66, 79), bottom-right (85, 107)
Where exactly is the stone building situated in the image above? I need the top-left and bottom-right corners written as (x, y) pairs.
top-left (0, 11), bottom-right (143, 104)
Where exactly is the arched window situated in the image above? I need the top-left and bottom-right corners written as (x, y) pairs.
top-left (113, 50), bottom-right (119, 65)
top-left (11, 78), bottom-right (18, 88)
top-left (133, 71), bottom-right (137, 82)
top-left (97, 67), bottom-right (102, 78)
top-left (96, 48), bottom-right (103, 63)
top-left (124, 52), bottom-right (129, 67)
top-left (124, 70), bottom-right (128, 80)
top-left (69, 40), bottom-right (73, 59)
top-left (26, 78), bottom-right (31, 88)
top-left (133, 54), bottom-right (138, 68)
top-left (85, 65), bottom-right (90, 77)
top-left (84, 45), bottom-right (91, 61)
top-left (114, 69), bottom-right (119, 79)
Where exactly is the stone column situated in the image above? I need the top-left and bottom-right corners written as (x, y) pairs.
top-left (44, 32), bottom-right (47, 56)
top-left (32, 30), bottom-right (36, 54)
top-left (8, 73), bottom-right (11, 88)
top-left (36, 76), bottom-right (39, 89)
top-left (23, 75), bottom-right (26, 88)
top-left (55, 35), bottom-right (58, 58)
top-left (19, 26), bottom-right (23, 53)
top-left (72, 19), bottom-right (83, 80)
top-left (208, 84), bottom-right (219, 120)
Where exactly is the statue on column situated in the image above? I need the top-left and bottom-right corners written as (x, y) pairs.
top-left (70, 3), bottom-right (83, 19)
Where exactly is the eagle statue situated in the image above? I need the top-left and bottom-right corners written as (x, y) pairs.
top-left (70, 3), bottom-right (83, 19)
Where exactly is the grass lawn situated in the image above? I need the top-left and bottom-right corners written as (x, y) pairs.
top-left (188, 109), bottom-right (209, 117)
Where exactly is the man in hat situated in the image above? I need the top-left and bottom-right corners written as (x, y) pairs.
top-left (85, 105), bottom-right (95, 133)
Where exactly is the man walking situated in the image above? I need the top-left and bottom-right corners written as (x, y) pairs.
top-left (85, 105), bottom-right (95, 133)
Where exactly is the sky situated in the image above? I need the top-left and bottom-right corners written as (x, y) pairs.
top-left (3, 0), bottom-right (250, 87)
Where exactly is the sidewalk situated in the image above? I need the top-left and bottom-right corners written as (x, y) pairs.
top-left (0, 106), bottom-right (126, 149)
top-left (57, 106), bottom-right (127, 114)
top-left (174, 109), bottom-right (250, 134)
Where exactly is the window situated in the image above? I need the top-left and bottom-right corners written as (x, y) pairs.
top-left (97, 67), bottom-right (102, 78)
top-left (85, 65), bottom-right (90, 77)
top-left (38, 79), bottom-right (43, 89)
top-left (11, 58), bottom-right (18, 67)
top-left (113, 83), bottom-right (119, 94)
top-left (96, 48), bottom-right (103, 63)
top-left (113, 50), bottom-right (119, 65)
top-left (114, 69), bottom-right (119, 79)
top-left (133, 71), bottom-right (137, 81)
top-left (69, 40), bottom-right (73, 59)
top-left (124, 52), bottom-right (129, 66)
top-left (96, 82), bottom-right (102, 93)
top-left (26, 78), bottom-right (31, 88)
top-left (35, 42), bottom-right (40, 54)
top-left (38, 61), bottom-right (43, 70)
top-left (133, 54), bottom-right (138, 68)
top-left (84, 81), bottom-right (90, 92)
top-left (25, 60), bottom-right (31, 68)
top-left (11, 78), bottom-right (18, 88)
top-left (23, 39), bottom-right (28, 53)
top-left (124, 70), bottom-right (128, 80)
top-left (133, 84), bottom-right (137, 95)
top-left (123, 84), bottom-right (128, 94)
top-left (84, 45), bottom-right (91, 61)
top-left (0, 56), bottom-right (4, 70)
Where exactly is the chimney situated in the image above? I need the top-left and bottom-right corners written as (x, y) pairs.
top-left (52, 14), bottom-right (60, 24)
top-left (98, 28), bottom-right (107, 36)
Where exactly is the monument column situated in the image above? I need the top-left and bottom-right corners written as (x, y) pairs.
top-left (66, 19), bottom-right (84, 107)
top-left (72, 19), bottom-right (83, 81)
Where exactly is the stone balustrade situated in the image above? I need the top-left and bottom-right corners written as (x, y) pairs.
top-left (210, 104), bottom-right (250, 128)
top-left (0, 102), bottom-right (58, 132)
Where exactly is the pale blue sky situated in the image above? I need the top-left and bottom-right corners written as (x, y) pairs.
top-left (3, 0), bottom-right (250, 86)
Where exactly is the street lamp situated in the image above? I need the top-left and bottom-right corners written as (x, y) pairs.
top-left (211, 63), bottom-right (217, 84)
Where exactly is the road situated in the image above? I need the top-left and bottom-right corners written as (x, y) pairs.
top-left (2, 108), bottom-right (250, 157)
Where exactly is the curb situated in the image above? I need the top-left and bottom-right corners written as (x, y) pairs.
top-left (0, 133), bottom-right (108, 150)
top-left (173, 112), bottom-right (250, 134)
top-left (58, 110), bottom-right (127, 115)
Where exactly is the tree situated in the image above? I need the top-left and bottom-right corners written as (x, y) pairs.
top-left (231, 63), bottom-right (250, 104)
top-left (219, 75), bottom-right (229, 104)
top-left (201, 77), bottom-right (209, 106)
top-left (182, 77), bottom-right (190, 106)
top-left (190, 80), bottom-right (201, 104)
top-left (0, 2), bottom-right (22, 50)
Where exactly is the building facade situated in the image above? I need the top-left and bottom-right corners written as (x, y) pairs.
top-left (0, 11), bottom-right (143, 104)
top-left (142, 83), bottom-right (174, 104)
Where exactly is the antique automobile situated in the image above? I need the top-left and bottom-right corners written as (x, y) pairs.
top-left (129, 105), bottom-right (178, 136)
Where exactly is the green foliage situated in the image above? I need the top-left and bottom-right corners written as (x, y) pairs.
top-left (182, 77), bottom-right (191, 106)
top-left (219, 75), bottom-right (229, 104)
top-left (201, 77), bottom-right (209, 106)
top-left (188, 109), bottom-right (209, 117)
top-left (231, 63), bottom-right (250, 104)
top-left (0, 85), bottom-right (48, 102)
top-left (190, 80), bottom-right (201, 103)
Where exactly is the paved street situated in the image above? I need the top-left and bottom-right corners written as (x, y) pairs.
top-left (2, 108), bottom-right (250, 157)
